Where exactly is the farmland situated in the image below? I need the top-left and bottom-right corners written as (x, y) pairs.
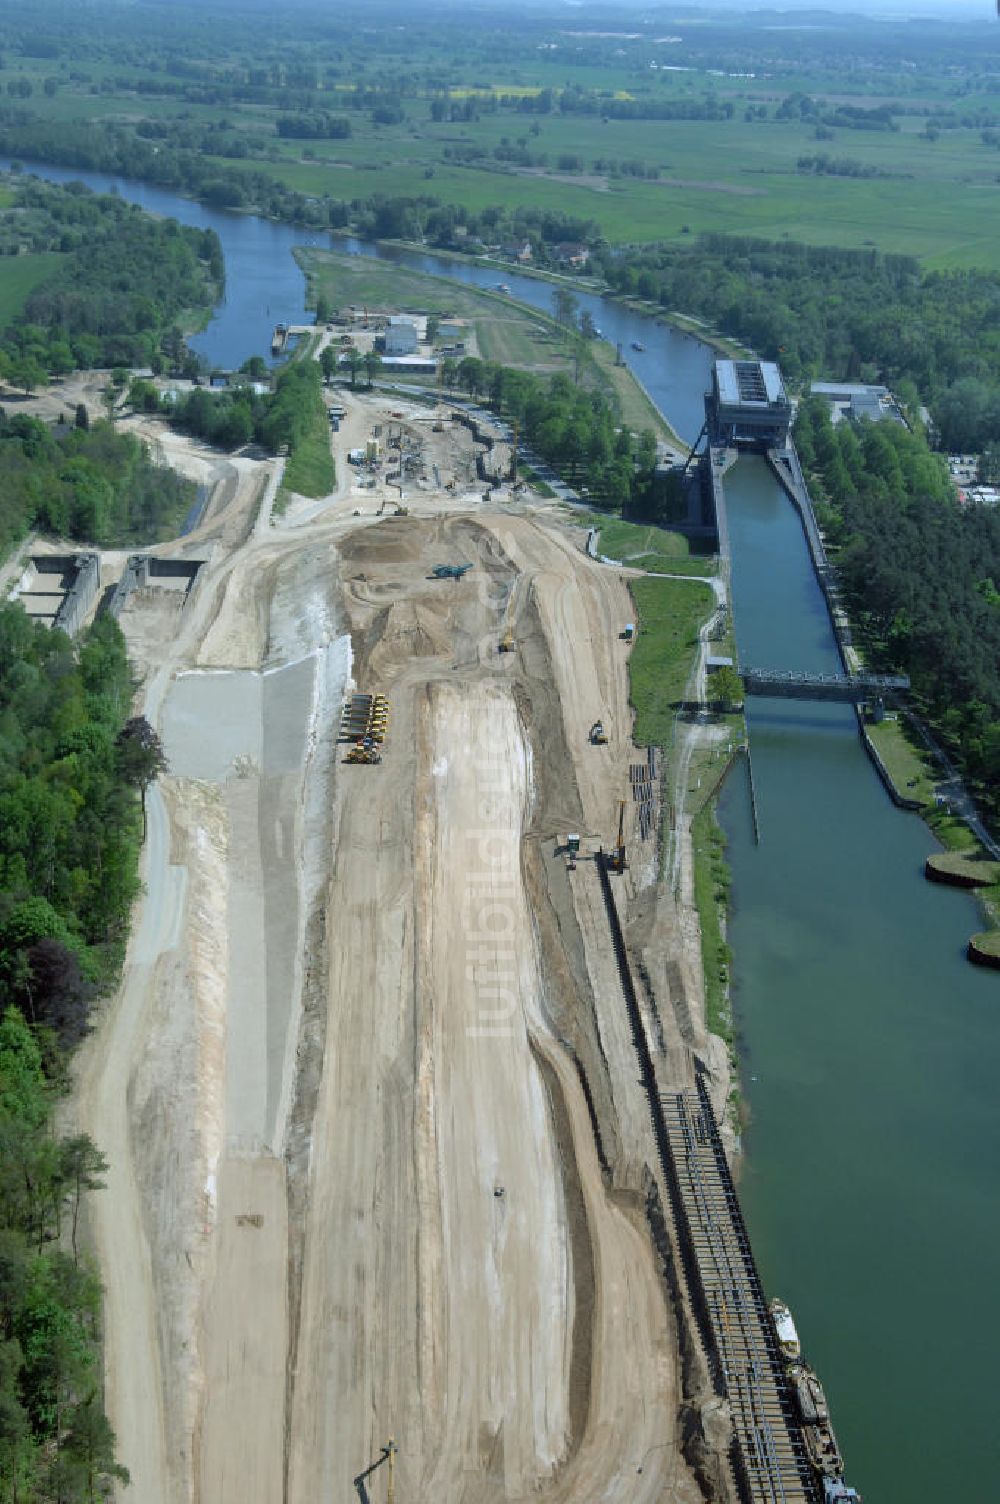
top-left (0, 1), bottom-right (998, 266)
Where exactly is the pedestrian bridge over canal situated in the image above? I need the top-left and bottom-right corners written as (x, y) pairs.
top-left (740, 668), bottom-right (909, 704)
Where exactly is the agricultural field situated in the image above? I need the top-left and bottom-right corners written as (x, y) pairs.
top-left (1, 3), bottom-right (999, 265)
top-left (194, 111), bottom-right (1000, 265)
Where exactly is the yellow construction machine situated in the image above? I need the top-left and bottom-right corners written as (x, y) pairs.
top-left (499, 625), bottom-right (515, 654)
top-left (589, 720), bottom-right (608, 745)
top-left (345, 742), bottom-right (382, 765)
top-left (607, 800), bottom-right (627, 874)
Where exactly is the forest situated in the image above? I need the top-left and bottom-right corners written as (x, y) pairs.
top-left (0, 412), bottom-right (195, 552)
top-left (598, 237), bottom-right (1000, 453)
top-left (169, 358), bottom-right (327, 462)
top-left (0, 604), bottom-right (143, 1502)
top-left (0, 172), bottom-right (222, 384)
top-left (795, 398), bottom-right (1000, 818)
top-left (441, 357), bottom-right (658, 512)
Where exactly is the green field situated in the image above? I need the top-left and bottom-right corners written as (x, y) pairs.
top-left (0, 252), bottom-right (62, 323)
top-left (299, 248), bottom-right (673, 436)
top-left (246, 136), bottom-right (1000, 266)
top-left (300, 248), bottom-right (566, 370)
top-left (627, 575), bottom-right (715, 745)
top-left (866, 715), bottom-right (938, 807)
top-left (5, 14), bottom-right (1000, 269)
top-left (588, 517), bottom-right (716, 576)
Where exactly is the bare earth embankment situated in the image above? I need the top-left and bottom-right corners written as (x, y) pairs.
top-left (71, 399), bottom-right (728, 1504)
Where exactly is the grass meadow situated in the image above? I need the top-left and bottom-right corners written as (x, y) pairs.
top-left (4, 43), bottom-right (999, 268)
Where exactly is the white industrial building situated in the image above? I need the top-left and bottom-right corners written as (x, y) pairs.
top-left (383, 317), bottom-right (418, 355)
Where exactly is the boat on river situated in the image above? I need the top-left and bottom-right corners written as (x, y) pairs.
top-left (769, 1297), bottom-right (800, 1360)
top-left (631, 339), bottom-right (645, 351)
top-left (790, 1363), bottom-right (845, 1479)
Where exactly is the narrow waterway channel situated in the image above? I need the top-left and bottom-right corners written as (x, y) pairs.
top-left (5, 159), bottom-right (997, 1500)
top-left (720, 457), bottom-right (999, 1502)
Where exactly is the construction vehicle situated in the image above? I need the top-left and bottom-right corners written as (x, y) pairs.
top-left (622, 623), bottom-right (635, 642)
top-left (607, 800), bottom-right (627, 874)
top-left (341, 693), bottom-right (390, 747)
top-left (499, 626), bottom-right (515, 653)
top-left (353, 1437), bottom-right (396, 1503)
top-left (345, 742), bottom-right (382, 765)
top-left (431, 563), bottom-right (472, 580)
top-left (589, 720), bottom-right (608, 745)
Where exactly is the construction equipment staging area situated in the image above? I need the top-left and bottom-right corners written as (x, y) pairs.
top-left (341, 692), bottom-right (390, 763)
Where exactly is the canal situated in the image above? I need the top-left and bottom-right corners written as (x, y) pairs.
top-left (6, 159), bottom-right (998, 1500)
top-left (719, 457), bottom-right (999, 1502)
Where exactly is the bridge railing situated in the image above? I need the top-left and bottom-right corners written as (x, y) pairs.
top-left (740, 667), bottom-right (909, 703)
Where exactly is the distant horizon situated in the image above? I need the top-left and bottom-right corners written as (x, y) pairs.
top-left (591, 0), bottom-right (992, 19)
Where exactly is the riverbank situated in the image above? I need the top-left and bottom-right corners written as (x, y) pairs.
top-left (296, 244), bottom-right (687, 449)
top-left (368, 233), bottom-right (752, 363)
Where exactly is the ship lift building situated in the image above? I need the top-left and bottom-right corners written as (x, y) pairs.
top-left (707, 359), bottom-right (792, 448)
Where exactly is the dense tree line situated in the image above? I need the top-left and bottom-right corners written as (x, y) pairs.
top-left (795, 398), bottom-right (1000, 819)
top-left (275, 112), bottom-right (351, 140)
top-left (0, 411), bottom-right (195, 552)
top-left (169, 359), bottom-right (327, 460)
top-left (492, 86), bottom-right (735, 123)
top-left (796, 153), bottom-right (901, 180)
top-left (0, 174), bottom-right (222, 382)
top-left (0, 601), bottom-right (143, 1501)
top-left (600, 235), bottom-right (1000, 451)
top-left (442, 356), bottom-right (657, 511)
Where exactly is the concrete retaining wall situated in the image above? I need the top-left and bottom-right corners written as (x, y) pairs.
top-left (30, 553), bottom-right (100, 638)
top-left (108, 555), bottom-right (204, 620)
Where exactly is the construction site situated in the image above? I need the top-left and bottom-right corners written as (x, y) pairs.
top-left (49, 380), bottom-right (834, 1504)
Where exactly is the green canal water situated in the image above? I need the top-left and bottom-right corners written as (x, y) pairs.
top-left (719, 456), bottom-right (999, 1502)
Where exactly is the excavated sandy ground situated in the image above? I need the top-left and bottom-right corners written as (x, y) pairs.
top-left (72, 398), bottom-right (728, 1504)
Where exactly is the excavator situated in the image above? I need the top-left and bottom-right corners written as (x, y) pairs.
top-left (353, 1437), bottom-right (396, 1503)
top-left (589, 720), bottom-right (608, 745)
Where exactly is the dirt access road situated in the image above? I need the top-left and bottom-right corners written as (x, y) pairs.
top-left (74, 400), bottom-right (726, 1504)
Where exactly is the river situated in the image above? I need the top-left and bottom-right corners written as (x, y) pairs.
top-left (7, 160), bottom-right (997, 1501)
